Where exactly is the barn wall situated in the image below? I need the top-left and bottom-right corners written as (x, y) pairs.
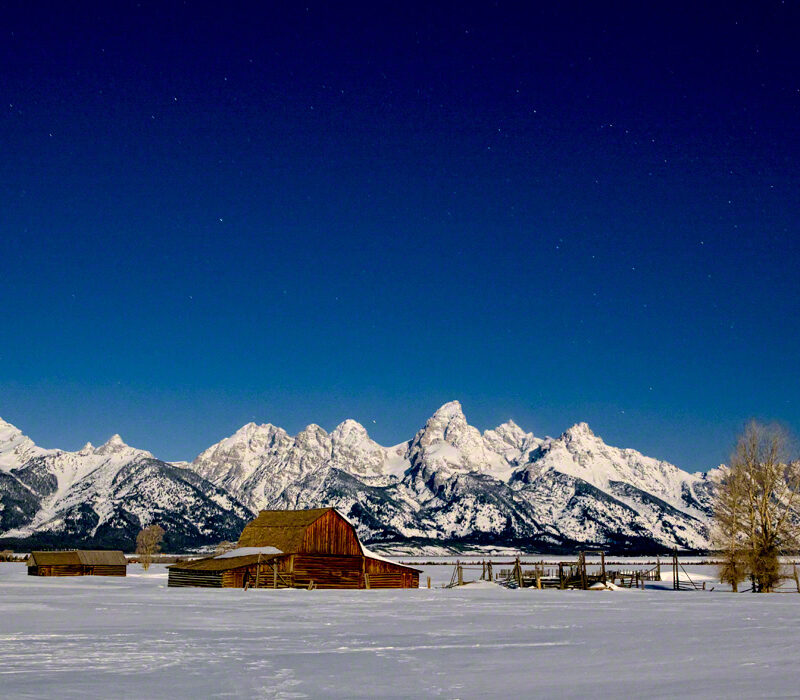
top-left (291, 554), bottom-right (365, 589)
top-left (243, 557), bottom-right (294, 588)
top-left (300, 511), bottom-right (361, 556)
top-left (168, 569), bottom-right (223, 588)
top-left (167, 556), bottom-right (418, 590)
top-left (366, 572), bottom-right (419, 589)
top-left (364, 558), bottom-right (411, 575)
top-left (28, 565), bottom-right (84, 577)
top-left (364, 558), bottom-right (419, 588)
top-left (87, 565), bottom-right (127, 577)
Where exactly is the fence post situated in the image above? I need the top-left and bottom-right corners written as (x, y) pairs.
top-left (579, 552), bottom-right (587, 590)
top-left (487, 561), bottom-right (493, 582)
top-left (513, 557), bottom-right (523, 588)
top-left (672, 550), bottom-right (679, 590)
top-left (427, 576), bottom-right (431, 589)
top-left (457, 561), bottom-right (463, 586)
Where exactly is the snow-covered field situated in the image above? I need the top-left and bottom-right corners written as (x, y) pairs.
top-left (2, 562), bottom-right (800, 699)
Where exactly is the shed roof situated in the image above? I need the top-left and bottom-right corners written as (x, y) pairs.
top-left (237, 507), bottom-right (334, 551)
top-left (168, 552), bottom-right (277, 572)
top-left (29, 550), bottom-right (127, 567)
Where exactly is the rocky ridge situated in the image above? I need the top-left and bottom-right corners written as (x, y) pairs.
top-left (0, 403), bottom-right (717, 552)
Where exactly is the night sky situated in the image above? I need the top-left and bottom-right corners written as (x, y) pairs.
top-left (2, 2), bottom-right (799, 471)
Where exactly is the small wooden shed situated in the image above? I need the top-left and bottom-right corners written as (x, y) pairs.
top-left (168, 507), bottom-right (419, 589)
top-left (27, 550), bottom-right (127, 577)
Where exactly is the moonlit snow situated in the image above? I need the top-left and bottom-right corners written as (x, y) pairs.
top-left (2, 562), bottom-right (799, 698)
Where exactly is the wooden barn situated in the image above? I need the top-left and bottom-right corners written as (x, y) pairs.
top-left (27, 550), bottom-right (127, 577)
top-left (168, 508), bottom-right (420, 590)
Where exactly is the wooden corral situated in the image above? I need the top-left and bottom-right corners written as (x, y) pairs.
top-left (454, 553), bottom-right (662, 590)
top-left (168, 508), bottom-right (420, 590)
top-left (27, 550), bottom-right (127, 577)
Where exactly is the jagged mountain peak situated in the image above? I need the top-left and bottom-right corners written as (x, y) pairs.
top-left (482, 421), bottom-right (540, 463)
top-left (406, 401), bottom-right (519, 482)
top-left (230, 421), bottom-right (284, 439)
top-left (95, 434), bottom-right (132, 455)
top-left (417, 401), bottom-right (473, 443)
top-left (0, 405), bottom-right (718, 552)
top-left (331, 418), bottom-right (367, 436)
top-left (0, 417), bottom-right (49, 471)
top-left (529, 423), bottom-right (708, 517)
top-left (103, 433), bottom-right (125, 446)
top-left (562, 421), bottom-right (596, 441)
top-left (431, 400), bottom-right (465, 420)
top-left (486, 419), bottom-right (532, 444)
top-left (295, 423), bottom-right (329, 448)
top-left (331, 419), bottom-right (370, 442)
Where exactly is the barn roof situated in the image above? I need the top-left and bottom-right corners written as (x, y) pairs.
top-left (29, 550), bottom-right (127, 567)
top-left (237, 507), bottom-right (334, 551)
top-left (168, 552), bottom-right (278, 571)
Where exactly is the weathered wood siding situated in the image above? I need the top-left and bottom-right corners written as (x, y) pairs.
top-left (364, 558), bottom-right (419, 588)
top-left (220, 567), bottom-right (255, 588)
top-left (300, 510), bottom-right (362, 556)
top-left (291, 554), bottom-right (365, 589)
top-left (168, 554), bottom-right (418, 590)
top-left (168, 569), bottom-right (223, 588)
top-left (85, 565), bottom-right (127, 577)
top-left (242, 556), bottom-right (293, 588)
top-left (28, 565), bottom-right (84, 577)
top-left (367, 572), bottom-right (418, 589)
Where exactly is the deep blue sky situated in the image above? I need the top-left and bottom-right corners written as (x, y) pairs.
top-left (1, 2), bottom-right (799, 470)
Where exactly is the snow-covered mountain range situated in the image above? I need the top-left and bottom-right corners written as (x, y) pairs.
top-left (0, 402), bottom-right (718, 552)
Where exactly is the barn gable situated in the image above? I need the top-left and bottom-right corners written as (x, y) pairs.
top-left (237, 508), bottom-right (361, 556)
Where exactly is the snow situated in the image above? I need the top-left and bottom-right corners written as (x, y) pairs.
top-left (0, 417), bottom-right (51, 471)
top-left (359, 543), bottom-right (400, 566)
top-left (588, 581), bottom-right (621, 590)
top-left (1, 404), bottom-right (718, 551)
top-left (2, 561), bottom-right (800, 698)
top-left (214, 546), bottom-right (283, 559)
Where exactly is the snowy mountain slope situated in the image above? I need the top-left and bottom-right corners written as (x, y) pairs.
top-left (190, 401), bottom-right (715, 551)
top-left (0, 417), bottom-right (53, 471)
top-left (405, 401), bottom-right (523, 483)
top-left (191, 419), bottom-right (410, 513)
top-left (512, 422), bottom-right (711, 517)
top-left (0, 423), bottom-right (253, 549)
top-left (0, 404), bottom-right (719, 552)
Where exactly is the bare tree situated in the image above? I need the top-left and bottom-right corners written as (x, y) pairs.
top-left (214, 540), bottom-right (237, 556)
top-left (136, 524), bottom-right (165, 570)
top-left (712, 466), bottom-right (748, 591)
top-left (713, 422), bottom-right (800, 592)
